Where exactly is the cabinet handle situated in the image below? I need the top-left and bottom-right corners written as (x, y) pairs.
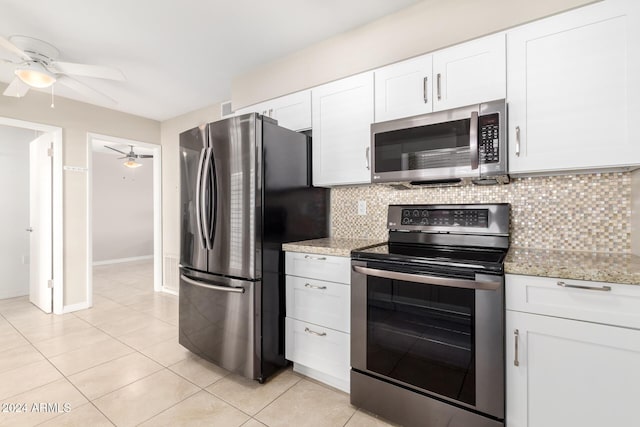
top-left (515, 126), bottom-right (521, 157)
top-left (423, 76), bottom-right (428, 103)
top-left (557, 281), bottom-right (612, 292)
top-left (436, 73), bottom-right (442, 100)
top-left (514, 329), bottom-right (520, 367)
top-left (365, 146), bottom-right (370, 170)
top-left (305, 327), bottom-right (327, 337)
top-left (304, 283), bottom-right (327, 290)
top-left (304, 255), bottom-right (326, 261)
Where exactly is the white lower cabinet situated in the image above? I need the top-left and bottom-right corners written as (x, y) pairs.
top-left (506, 274), bottom-right (640, 427)
top-left (284, 251), bottom-right (351, 392)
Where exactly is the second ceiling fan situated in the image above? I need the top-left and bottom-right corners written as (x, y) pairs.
top-left (105, 145), bottom-right (153, 168)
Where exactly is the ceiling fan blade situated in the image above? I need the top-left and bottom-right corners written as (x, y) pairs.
top-left (0, 35), bottom-right (32, 61)
top-left (104, 146), bottom-right (128, 155)
top-left (56, 76), bottom-right (117, 105)
top-left (3, 77), bottom-right (30, 97)
top-left (50, 61), bottom-right (125, 81)
top-left (137, 154), bottom-right (154, 158)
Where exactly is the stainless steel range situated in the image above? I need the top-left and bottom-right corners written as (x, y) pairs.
top-left (350, 204), bottom-right (509, 427)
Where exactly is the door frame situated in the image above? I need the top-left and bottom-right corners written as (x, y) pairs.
top-left (0, 117), bottom-right (63, 314)
top-left (87, 133), bottom-right (163, 299)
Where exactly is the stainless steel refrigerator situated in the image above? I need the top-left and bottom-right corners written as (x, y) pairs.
top-left (178, 113), bottom-right (329, 383)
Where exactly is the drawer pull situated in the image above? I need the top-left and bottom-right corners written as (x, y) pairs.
top-left (304, 255), bottom-right (327, 261)
top-left (304, 327), bottom-right (327, 337)
top-left (514, 329), bottom-right (520, 367)
top-left (304, 283), bottom-right (327, 290)
top-left (557, 281), bottom-right (612, 292)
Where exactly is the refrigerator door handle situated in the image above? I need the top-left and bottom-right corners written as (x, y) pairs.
top-left (195, 148), bottom-right (207, 249)
top-left (181, 274), bottom-right (245, 293)
top-left (201, 147), bottom-right (214, 250)
top-left (209, 148), bottom-right (218, 250)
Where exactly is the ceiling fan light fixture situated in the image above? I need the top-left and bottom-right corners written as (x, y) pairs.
top-left (15, 62), bottom-right (57, 88)
top-left (123, 159), bottom-right (142, 168)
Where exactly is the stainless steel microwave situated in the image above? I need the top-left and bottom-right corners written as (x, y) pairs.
top-left (371, 99), bottom-right (508, 185)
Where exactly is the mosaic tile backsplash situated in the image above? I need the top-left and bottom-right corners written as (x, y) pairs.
top-left (330, 173), bottom-right (631, 253)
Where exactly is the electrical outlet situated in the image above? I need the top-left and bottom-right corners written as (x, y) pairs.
top-left (357, 200), bottom-right (367, 216)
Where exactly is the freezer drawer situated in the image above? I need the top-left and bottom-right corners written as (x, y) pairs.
top-left (179, 269), bottom-right (260, 380)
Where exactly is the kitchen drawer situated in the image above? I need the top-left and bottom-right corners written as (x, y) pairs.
top-left (285, 252), bottom-right (351, 284)
top-left (285, 317), bottom-right (350, 385)
top-left (506, 274), bottom-right (640, 329)
top-left (286, 275), bottom-right (350, 333)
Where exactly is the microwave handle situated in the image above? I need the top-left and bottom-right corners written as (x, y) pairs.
top-left (470, 111), bottom-right (479, 170)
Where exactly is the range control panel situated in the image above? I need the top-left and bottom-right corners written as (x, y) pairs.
top-left (478, 113), bottom-right (500, 164)
top-left (399, 208), bottom-right (489, 228)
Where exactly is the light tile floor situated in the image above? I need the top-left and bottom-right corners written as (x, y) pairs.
top-left (0, 260), bottom-right (396, 426)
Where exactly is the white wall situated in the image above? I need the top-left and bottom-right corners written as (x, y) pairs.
top-left (0, 125), bottom-right (40, 299)
top-left (92, 151), bottom-right (153, 262)
top-left (232, 0), bottom-right (598, 108)
top-left (0, 85), bottom-right (160, 307)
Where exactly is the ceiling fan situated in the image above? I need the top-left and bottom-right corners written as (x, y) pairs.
top-left (105, 145), bottom-right (153, 169)
top-left (0, 35), bottom-right (125, 104)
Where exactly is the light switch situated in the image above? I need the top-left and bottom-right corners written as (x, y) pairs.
top-left (357, 200), bottom-right (367, 216)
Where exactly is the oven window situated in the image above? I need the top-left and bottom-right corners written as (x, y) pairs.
top-left (366, 275), bottom-right (476, 405)
top-left (374, 119), bottom-right (471, 173)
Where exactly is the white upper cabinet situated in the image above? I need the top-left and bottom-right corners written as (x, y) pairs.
top-left (507, 0), bottom-right (640, 174)
top-left (312, 72), bottom-right (374, 187)
top-left (373, 33), bottom-right (505, 123)
top-left (374, 54), bottom-right (433, 122)
top-left (432, 33), bottom-right (506, 111)
top-left (235, 89), bottom-right (312, 131)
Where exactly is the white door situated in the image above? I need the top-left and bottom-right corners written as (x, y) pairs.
top-left (432, 33), bottom-right (506, 112)
top-left (506, 310), bottom-right (640, 427)
top-left (312, 71), bottom-right (374, 186)
top-left (507, 0), bottom-right (640, 174)
top-left (374, 53), bottom-right (433, 122)
top-left (29, 133), bottom-right (53, 313)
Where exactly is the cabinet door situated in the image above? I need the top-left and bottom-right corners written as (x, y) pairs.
top-left (506, 310), bottom-right (640, 427)
top-left (235, 90), bottom-right (312, 131)
top-left (433, 33), bottom-right (506, 111)
top-left (265, 90), bottom-right (312, 131)
top-left (507, 0), bottom-right (640, 174)
top-left (286, 275), bottom-right (350, 333)
top-left (312, 72), bottom-right (374, 187)
top-left (374, 54), bottom-right (433, 122)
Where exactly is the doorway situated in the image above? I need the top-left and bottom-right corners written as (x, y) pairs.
top-left (0, 117), bottom-right (63, 313)
top-left (87, 133), bottom-right (163, 303)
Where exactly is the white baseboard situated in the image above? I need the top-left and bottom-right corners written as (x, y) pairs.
top-left (161, 287), bottom-right (178, 296)
top-left (61, 301), bottom-right (91, 314)
top-left (93, 255), bottom-right (153, 266)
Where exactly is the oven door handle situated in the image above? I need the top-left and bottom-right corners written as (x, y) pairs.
top-left (352, 265), bottom-right (501, 291)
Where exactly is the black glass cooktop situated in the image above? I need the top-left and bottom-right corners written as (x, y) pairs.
top-left (352, 242), bottom-right (507, 272)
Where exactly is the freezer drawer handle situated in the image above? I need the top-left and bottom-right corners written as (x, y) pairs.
top-left (180, 274), bottom-right (245, 293)
top-left (304, 327), bottom-right (327, 337)
top-left (304, 283), bottom-right (327, 290)
top-left (352, 265), bottom-right (501, 291)
top-left (557, 281), bottom-right (611, 292)
top-left (304, 255), bottom-right (326, 261)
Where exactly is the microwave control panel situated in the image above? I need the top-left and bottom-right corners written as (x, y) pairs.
top-left (479, 113), bottom-right (499, 164)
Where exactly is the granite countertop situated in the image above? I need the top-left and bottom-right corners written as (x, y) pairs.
top-left (505, 247), bottom-right (640, 285)
top-left (282, 239), bottom-right (640, 285)
top-left (282, 238), bottom-right (381, 257)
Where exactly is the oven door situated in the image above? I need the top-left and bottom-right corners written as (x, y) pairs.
top-left (351, 259), bottom-right (504, 419)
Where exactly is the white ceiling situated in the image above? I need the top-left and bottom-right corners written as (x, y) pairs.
top-left (0, 0), bottom-right (421, 121)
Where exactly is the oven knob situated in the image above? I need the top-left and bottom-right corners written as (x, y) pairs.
top-left (421, 218), bottom-right (428, 224)
top-left (402, 217), bottom-right (411, 225)
top-left (413, 210), bottom-right (420, 217)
